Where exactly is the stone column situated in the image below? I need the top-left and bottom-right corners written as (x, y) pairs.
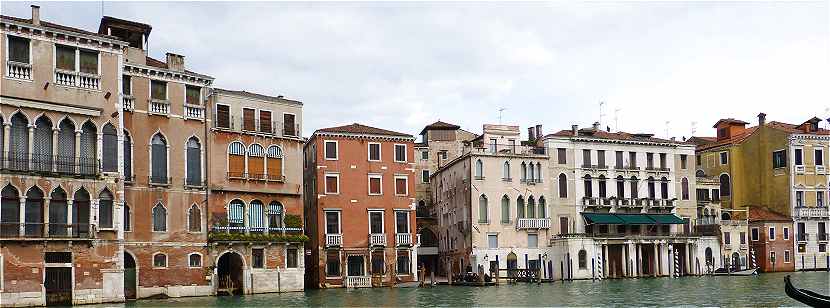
top-left (637, 243), bottom-right (643, 277)
top-left (43, 197), bottom-right (51, 237)
top-left (2, 123), bottom-right (10, 169)
top-left (74, 130), bottom-right (82, 174)
top-left (27, 125), bottom-right (34, 170)
top-left (51, 128), bottom-right (59, 172)
top-left (603, 244), bottom-right (609, 277)
top-left (67, 199), bottom-right (74, 236)
top-left (653, 242), bottom-right (659, 277)
top-left (19, 196), bottom-right (26, 236)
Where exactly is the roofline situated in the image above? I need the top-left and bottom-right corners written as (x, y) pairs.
top-left (541, 134), bottom-right (694, 148)
top-left (214, 88), bottom-right (303, 106)
top-left (1, 16), bottom-right (129, 48)
top-left (310, 131), bottom-right (415, 141)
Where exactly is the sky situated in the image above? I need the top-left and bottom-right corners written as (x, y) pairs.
top-left (3, 1), bottom-right (829, 139)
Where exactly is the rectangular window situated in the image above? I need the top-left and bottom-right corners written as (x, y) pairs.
top-left (122, 75), bottom-right (132, 95)
top-left (646, 153), bottom-right (654, 169)
top-left (769, 227), bottom-right (776, 240)
top-left (439, 151), bottom-right (448, 160)
top-left (79, 50), bottom-right (98, 74)
top-left (784, 227), bottom-right (790, 240)
top-left (615, 151), bottom-right (624, 168)
top-left (368, 143), bottom-right (381, 161)
top-left (396, 211), bottom-right (409, 234)
top-left (724, 232), bottom-right (731, 245)
top-left (216, 104), bottom-right (230, 129)
top-left (395, 176), bottom-right (408, 196)
top-left (421, 150), bottom-right (429, 160)
top-left (796, 191), bottom-right (804, 207)
top-left (508, 139), bottom-right (516, 153)
top-left (696, 154), bottom-right (701, 166)
top-left (680, 154), bottom-right (687, 169)
top-left (325, 211), bottom-right (340, 234)
top-left (784, 250), bottom-right (791, 263)
top-left (820, 244), bottom-right (827, 253)
top-left (151, 80), bottom-right (167, 100)
top-left (421, 170), bottom-right (430, 183)
top-left (488, 234), bottom-right (498, 249)
top-left (769, 251), bottom-right (775, 264)
top-left (185, 86), bottom-right (201, 105)
top-left (559, 217), bottom-right (569, 234)
top-left (325, 174), bottom-right (339, 194)
top-left (659, 153), bottom-right (667, 169)
top-left (252, 248), bottom-right (265, 268)
top-left (528, 234), bottom-right (538, 248)
top-left (326, 251), bottom-right (340, 277)
top-left (720, 152), bottom-right (728, 165)
top-left (8, 36), bottom-right (30, 63)
top-left (369, 212), bottom-right (384, 234)
top-left (629, 152), bottom-right (637, 168)
top-left (56, 45), bottom-right (76, 70)
top-left (489, 138), bottom-right (497, 153)
top-left (794, 148), bottom-right (803, 165)
top-left (396, 250), bottom-right (410, 274)
top-left (819, 192), bottom-right (825, 208)
top-left (817, 149), bottom-right (824, 166)
top-left (283, 113), bottom-right (297, 136)
top-left (740, 232), bottom-right (746, 244)
top-left (558, 148), bottom-right (566, 164)
top-left (259, 110), bottom-right (272, 133)
top-left (598, 179), bottom-right (607, 198)
top-left (751, 228), bottom-right (759, 241)
top-left (287, 248), bottom-right (298, 268)
top-left (371, 251), bottom-right (385, 274)
top-left (597, 150), bottom-right (606, 167)
top-left (324, 141), bottom-right (338, 160)
top-left (395, 144), bottom-right (407, 162)
top-left (582, 149), bottom-right (591, 167)
top-left (369, 175), bottom-right (382, 195)
top-left (242, 108), bottom-right (256, 131)
top-left (772, 150), bottom-right (787, 168)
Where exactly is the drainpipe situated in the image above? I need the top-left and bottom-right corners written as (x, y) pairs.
top-left (205, 87), bottom-right (214, 282)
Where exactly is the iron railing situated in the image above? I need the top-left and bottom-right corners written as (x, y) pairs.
top-left (214, 116), bottom-right (301, 138)
top-left (1, 152), bottom-right (99, 177)
top-left (0, 223), bottom-right (95, 239)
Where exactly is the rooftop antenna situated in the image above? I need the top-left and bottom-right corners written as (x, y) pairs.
top-left (614, 108), bottom-right (621, 132)
top-left (101, 0), bottom-right (104, 18)
top-left (665, 121), bottom-right (671, 139)
top-left (691, 121), bottom-right (697, 136)
top-left (599, 101), bottom-right (606, 128)
top-left (498, 107), bottom-right (506, 124)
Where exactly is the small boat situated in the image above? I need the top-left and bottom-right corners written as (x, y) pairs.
top-left (395, 281), bottom-right (421, 288)
top-left (785, 275), bottom-right (830, 307)
top-left (711, 267), bottom-right (758, 276)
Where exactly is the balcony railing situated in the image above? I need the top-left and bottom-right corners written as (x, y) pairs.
top-left (345, 276), bottom-right (372, 288)
top-left (6, 61), bottom-right (32, 80)
top-left (370, 233), bottom-right (387, 246)
top-left (516, 218), bottom-right (550, 229)
top-left (226, 172), bottom-right (285, 182)
top-left (326, 234), bottom-right (343, 247)
top-left (149, 99), bottom-right (170, 115)
top-left (797, 233), bottom-right (809, 242)
top-left (794, 206), bottom-right (829, 218)
top-left (123, 95), bottom-right (135, 111)
top-left (0, 223), bottom-right (95, 240)
top-left (54, 69), bottom-right (100, 90)
top-left (470, 146), bottom-right (547, 156)
top-left (214, 116), bottom-right (301, 138)
top-left (211, 226), bottom-right (303, 235)
top-left (1, 153), bottom-right (99, 177)
top-left (396, 233), bottom-right (413, 246)
top-left (184, 104), bottom-right (205, 120)
top-left (819, 233), bottom-right (829, 242)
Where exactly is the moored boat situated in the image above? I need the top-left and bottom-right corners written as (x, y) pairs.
top-left (711, 267), bottom-right (758, 276)
top-left (785, 275), bottom-right (830, 307)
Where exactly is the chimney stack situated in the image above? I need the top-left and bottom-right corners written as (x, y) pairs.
top-left (528, 127), bottom-right (536, 141)
top-left (592, 122), bottom-right (600, 130)
top-left (758, 112), bottom-right (767, 126)
top-left (535, 124), bottom-right (542, 139)
top-left (31, 5), bottom-right (40, 26)
top-left (165, 52), bottom-right (185, 72)
top-left (571, 125), bottom-right (578, 136)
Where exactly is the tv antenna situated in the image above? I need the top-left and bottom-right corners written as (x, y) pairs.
top-left (665, 121), bottom-right (671, 139)
top-left (599, 101), bottom-right (606, 127)
top-left (498, 107), bottom-right (506, 124)
top-left (614, 108), bottom-right (621, 132)
top-left (691, 121), bottom-right (697, 136)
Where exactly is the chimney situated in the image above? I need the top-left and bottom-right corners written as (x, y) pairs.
top-left (571, 125), bottom-right (578, 136)
top-left (757, 113), bottom-right (766, 126)
top-left (535, 124), bottom-right (542, 139)
top-left (166, 52), bottom-right (185, 72)
top-left (528, 127), bottom-right (536, 141)
top-left (31, 5), bottom-right (40, 26)
top-left (592, 122), bottom-right (601, 130)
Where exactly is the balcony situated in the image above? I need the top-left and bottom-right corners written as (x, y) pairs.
top-left (797, 233), bottom-right (809, 242)
top-left (470, 145), bottom-right (547, 157)
top-left (214, 116), bottom-right (301, 138)
top-left (226, 172), bottom-right (285, 182)
top-left (0, 223), bottom-right (95, 240)
top-left (794, 207), bottom-right (829, 218)
top-left (817, 165), bottom-right (826, 174)
top-left (122, 95), bottom-right (135, 111)
top-left (396, 233), bottom-right (413, 246)
top-left (184, 104), bottom-right (205, 120)
top-left (326, 234), bottom-right (343, 247)
top-left (54, 69), bottom-right (100, 90)
top-left (149, 99), bottom-right (170, 115)
top-left (516, 218), bottom-right (550, 229)
top-left (345, 276), bottom-right (372, 288)
top-left (1, 153), bottom-right (99, 178)
top-left (6, 61), bottom-right (32, 80)
top-left (819, 233), bottom-right (829, 242)
top-left (369, 233), bottom-right (387, 246)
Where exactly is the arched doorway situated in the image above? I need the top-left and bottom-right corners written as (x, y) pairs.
top-left (123, 252), bottom-right (137, 300)
top-left (506, 252), bottom-right (518, 270)
top-left (217, 252), bottom-right (244, 295)
top-left (417, 228), bottom-right (438, 275)
top-left (731, 252), bottom-right (741, 271)
top-left (705, 247), bottom-right (714, 272)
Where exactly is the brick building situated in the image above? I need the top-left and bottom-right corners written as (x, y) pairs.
top-left (749, 206), bottom-right (795, 272)
top-left (304, 123), bottom-right (418, 288)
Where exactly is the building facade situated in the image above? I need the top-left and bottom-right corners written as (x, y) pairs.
top-left (304, 123), bottom-right (418, 288)
top-left (749, 207), bottom-right (795, 272)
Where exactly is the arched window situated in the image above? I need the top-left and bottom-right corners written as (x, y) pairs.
top-left (521, 162), bottom-right (527, 181)
top-left (153, 253), bottom-right (167, 268)
top-left (719, 174), bottom-right (731, 197)
top-left (578, 250), bottom-right (587, 269)
top-left (73, 188), bottom-right (91, 236)
top-left (529, 163), bottom-right (535, 181)
top-left (517, 196), bottom-right (525, 219)
top-left (478, 195), bottom-right (488, 223)
top-left (25, 187), bottom-right (44, 236)
top-left (9, 113), bottom-right (29, 170)
top-left (630, 176), bottom-right (639, 199)
top-left (536, 163), bottom-right (542, 182)
top-left (98, 189), bottom-right (113, 229)
top-left (123, 130), bottom-right (132, 181)
top-left (248, 144), bottom-right (266, 179)
top-left (269, 201), bottom-right (283, 230)
top-left (660, 177), bottom-right (669, 199)
top-left (151, 134), bottom-right (168, 184)
top-left (228, 141), bottom-right (246, 178)
top-left (124, 204), bottom-right (131, 232)
top-left (49, 187), bottom-right (68, 236)
top-left (501, 195), bottom-right (510, 223)
top-left (57, 119), bottom-right (75, 173)
top-left (188, 253), bottom-right (202, 268)
top-left (527, 196), bottom-right (536, 219)
top-left (267, 145), bottom-right (284, 181)
top-left (33, 116), bottom-right (53, 172)
top-left (79, 121), bottom-right (97, 175)
top-left (503, 161), bottom-right (510, 180)
top-left (152, 203), bottom-right (167, 232)
top-left (558, 173), bottom-right (568, 198)
top-left (228, 200), bottom-right (245, 232)
top-left (538, 196), bottom-right (546, 218)
top-left (616, 176), bottom-right (625, 199)
top-left (647, 177), bottom-right (656, 199)
top-left (1, 185), bottom-right (21, 236)
top-left (186, 137), bottom-right (202, 186)
top-left (102, 123), bottom-right (118, 172)
top-left (474, 159), bottom-right (484, 179)
top-left (681, 178), bottom-right (690, 200)
top-left (188, 204), bottom-right (201, 232)
top-left (598, 175), bottom-right (607, 198)
top-left (249, 200), bottom-right (265, 232)
top-left (584, 175), bottom-right (593, 198)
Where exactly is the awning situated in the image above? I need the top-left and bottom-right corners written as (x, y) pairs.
top-left (582, 213), bottom-right (625, 224)
top-left (648, 214), bottom-right (686, 224)
top-left (617, 214), bottom-right (656, 225)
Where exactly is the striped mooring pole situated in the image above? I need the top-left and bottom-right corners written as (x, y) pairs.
top-left (673, 248), bottom-right (680, 278)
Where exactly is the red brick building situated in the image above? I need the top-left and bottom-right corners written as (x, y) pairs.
top-left (749, 206), bottom-right (795, 272)
top-left (304, 124), bottom-right (418, 288)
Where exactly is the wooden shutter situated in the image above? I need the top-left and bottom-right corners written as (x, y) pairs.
top-left (325, 176), bottom-right (338, 193)
top-left (267, 157), bottom-right (282, 180)
top-left (187, 144), bottom-right (201, 185)
top-left (283, 113), bottom-right (296, 136)
top-left (216, 105), bottom-right (230, 128)
top-left (243, 108), bottom-right (256, 131)
top-left (102, 125), bottom-right (118, 172)
top-left (123, 132), bottom-right (132, 180)
top-left (33, 120), bottom-right (53, 172)
top-left (8, 37), bottom-right (30, 63)
top-left (370, 177), bottom-right (381, 194)
top-left (151, 81), bottom-right (167, 100)
top-left (395, 178), bottom-right (407, 195)
top-left (229, 154), bottom-right (245, 177)
top-left (260, 111), bottom-right (272, 134)
top-left (56, 45), bottom-right (75, 70)
top-left (186, 86), bottom-right (200, 105)
top-left (79, 50), bottom-right (98, 74)
top-left (79, 123), bottom-right (97, 175)
top-left (248, 156), bottom-right (264, 178)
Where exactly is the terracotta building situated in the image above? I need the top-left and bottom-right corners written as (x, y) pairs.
top-left (304, 123), bottom-right (418, 288)
top-left (749, 206), bottom-right (795, 272)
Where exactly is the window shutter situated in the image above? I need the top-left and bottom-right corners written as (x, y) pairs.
top-left (123, 132), bottom-right (132, 180)
top-left (370, 177), bottom-right (381, 194)
top-left (56, 46), bottom-right (75, 70)
top-left (283, 113), bottom-right (296, 136)
top-left (151, 81), bottom-right (167, 100)
top-left (216, 105), bottom-right (230, 128)
top-left (395, 178), bottom-right (406, 195)
top-left (79, 124), bottom-right (97, 175)
top-left (151, 136), bottom-right (167, 183)
top-left (186, 139), bottom-right (201, 185)
top-left (186, 86), bottom-right (201, 105)
top-left (124, 205), bottom-right (131, 231)
top-left (189, 206), bottom-right (201, 232)
top-left (122, 75), bottom-right (131, 95)
top-left (8, 37), bottom-right (30, 63)
top-left (10, 115), bottom-right (29, 170)
top-left (57, 121), bottom-right (75, 173)
top-left (326, 176), bottom-right (338, 193)
top-left (79, 50), bottom-right (98, 74)
top-left (33, 120), bottom-right (53, 172)
top-left (99, 196), bottom-right (113, 229)
top-left (48, 194), bottom-right (68, 236)
top-left (249, 201), bottom-right (265, 230)
top-left (102, 125), bottom-right (117, 172)
top-left (243, 108), bottom-right (256, 131)
top-left (153, 205), bottom-right (167, 231)
top-left (259, 111), bottom-right (272, 134)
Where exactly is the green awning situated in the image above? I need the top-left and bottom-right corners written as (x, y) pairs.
top-left (616, 214), bottom-right (656, 225)
top-left (648, 214), bottom-right (686, 224)
top-left (582, 213), bottom-right (625, 224)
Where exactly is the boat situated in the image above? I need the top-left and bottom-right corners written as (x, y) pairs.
top-left (711, 267), bottom-right (758, 276)
top-left (785, 275), bottom-right (830, 307)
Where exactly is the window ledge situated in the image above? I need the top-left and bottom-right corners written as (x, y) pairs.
top-left (3, 76), bottom-right (33, 83)
top-left (97, 228), bottom-right (116, 231)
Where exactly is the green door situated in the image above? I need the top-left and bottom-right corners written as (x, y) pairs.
top-left (124, 268), bottom-right (137, 299)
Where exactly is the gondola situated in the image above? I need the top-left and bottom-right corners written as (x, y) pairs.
top-left (711, 267), bottom-right (757, 276)
top-left (785, 275), bottom-right (830, 307)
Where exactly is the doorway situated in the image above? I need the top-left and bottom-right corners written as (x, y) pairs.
top-left (217, 252), bottom-right (244, 295)
top-left (44, 267), bottom-right (72, 305)
top-left (124, 252), bottom-right (137, 300)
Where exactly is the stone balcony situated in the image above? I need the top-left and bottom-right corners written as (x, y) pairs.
top-left (794, 206), bottom-right (829, 219)
top-left (516, 218), bottom-right (550, 229)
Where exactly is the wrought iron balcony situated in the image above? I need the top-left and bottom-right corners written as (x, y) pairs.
top-left (0, 223), bottom-right (96, 240)
top-left (326, 234), bottom-right (343, 247)
top-left (516, 218), bottom-right (550, 229)
top-left (1, 153), bottom-right (99, 177)
top-left (369, 233), bottom-right (387, 246)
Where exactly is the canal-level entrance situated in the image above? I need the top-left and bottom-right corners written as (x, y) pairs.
top-left (124, 252), bottom-right (137, 300)
top-left (217, 252), bottom-right (244, 295)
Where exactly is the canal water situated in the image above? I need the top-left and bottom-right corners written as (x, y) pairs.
top-left (119, 272), bottom-right (828, 307)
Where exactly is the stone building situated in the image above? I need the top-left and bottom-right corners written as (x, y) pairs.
top-left (303, 123), bottom-right (418, 288)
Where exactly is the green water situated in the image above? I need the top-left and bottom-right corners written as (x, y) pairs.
top-left (120, 272), bottom-right (828, 307)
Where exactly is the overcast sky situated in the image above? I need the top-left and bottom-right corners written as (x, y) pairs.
top-left (3, 1), bottom-right (828, 139)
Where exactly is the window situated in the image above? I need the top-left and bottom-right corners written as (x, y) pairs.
top-left (324, 141), bottom-right (338, 160)
top-left (98, 190), bottom-right (113, 229)
top-left (188, 204), bottom-right (201, 232)
top-left (769, 251), bottom-right (776, 264)
top-left (772, 150), bottom-right (787, 168)
top-left (630, 177), bottom-right (639, 198)
top-left (258, 110), bottom-right (272, 134)
top-left (615, 151), bottom-right (624, 168)
top-left (598, 176), bottom-right (607, 198)
top-left (820, 244), bottom-right (827, 253)
top-left (368, 175), bottom-right (382, 195)
top-left (597, 150), bottom-right (606, 167)
top-left (647, 177), bottom-right (656, 199)
top-left (719, 174), bottom-right (731, 197)
top-left (794, 148), bottom-right (803, 166)
top-left (266, 145), bottom-right (284, 181)
top-left (517, 196), bottom-right (525, 219)
top-left (783, 227), bottom-right (789, 240)
top-left (151, 134), bottom-right (168, 184)
top-left (488, 234), bottom-right (498, 249)
top-left (395, 176), bottom-right (408, 196)
top-left (528, 234), bottom-right (538, 248)
top-left (227, 141), bottom-right (246, 178)
top-left (751, 228), bottom-right (759, 241)
top-left (816, 149), bottom-right (824, 166)
top-left (55, 45), bottom-right (76, 71)
top-left (489, 138), bottom-right (497, 153)
top-left (681, 178), bottom-right (690, 200)
top-left (153, 253), bottom-right (167, 268)
top-left (680, 154), bottom-right (688, 169)
top-left (616, 176), bottom-right (625, 199)
top-left (152, 203), bottom-right (167, 232)
top-left (724, 232), bottom-right (731, 245)
top-left (31, 116), bottom-right (52, 172)
top-left (395, 144), bottom-right (407, 162)
top-left (325, 174), bottom-right (339, 194)
top-left (628, 152), bottom-right (637, 168)
top-left (659, 153), bottom-right (667, 169)
top-left (2, 186), bottom-right (21, 237)
top-left (578, 250), bottom-right (587, 269)
top-left (536, 163), bottom-right (542, 182)
top-left (538, 197), bottom-right (546, 218)
top-left (696, 154), bottom-right (701, 166)
top-left (326, 251), bottom-right (341, 277)
top-left (583, 149), bottom-right (591, 167)
top-left (102, 124), bottom-right (117, 172)
top-left (252, 249), bottom-right (265, 268)
top-left (560, 217), bottom-right (569, 234)
top-left (248, 200), bottom-right (266, 232)
top-left (368, 143), bottom-right (381, 161)
top-left (216, 104), bottom-right (230, 128)
top-left (189, 254), bottom-right (202, 268)
top-left (769, 227), bottom-right (776, 240)
top-left (740, 232), bottom-right (746, 244)
top-left (151, 80), bottom-right (167, 100)
top-left (503, 162), bottom-right (511, 180)
top-left (8, 36), bottom-right (30, 64)
top-left (243, 108), bottom-right (256, 131)
top-left (420, 150), bottom-right (429, 160)
top-left (660, 178), bottom-right (669, 199)
top-left (369, 211), bottom-right (384, 234)
top-left (521, 163), bottom-right (527, 181)
top-left (784, 250), bottom-right (791, 263)
top-left (478, 195), bottom-right (488, 223)
top-left (720, 152), bottom-right (728, 165)
top-left (396, 250), bottom-right (410, 274)
top-left (283, 113), bottom-right (297, 136)
top-left (186, 137), bottom-right (202, 186)
top-left (500, 195), bottom-right (510, 224)
top-left (475, 159), bottom-right (484, 179)
top-left (124, 204), bottom-right (131, 232)
top-left (820, 192), bottom-right (826, 208)
top-left (79, 49), bottom-right (98, 74)
top-left (557, 148), bottom-right (566, 164)
top-left (558, 174), bottom-right (568, 198)
top-left (325, 211), bottom-right (340, 234)
top-left (439, 151), bottom-right (447, 160)
top-left (268, 202), bottom-right (283, 229)
top-left (79, 121), bottom-right (97, 175)
top-left (796, 191), bottom-right (803, 207)
top-left (185, 86), bottom-right (201, 105)
top-left (584, 175), bottom-right (593, 198)
top-left (395, 211), bottom-right (410, 235)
